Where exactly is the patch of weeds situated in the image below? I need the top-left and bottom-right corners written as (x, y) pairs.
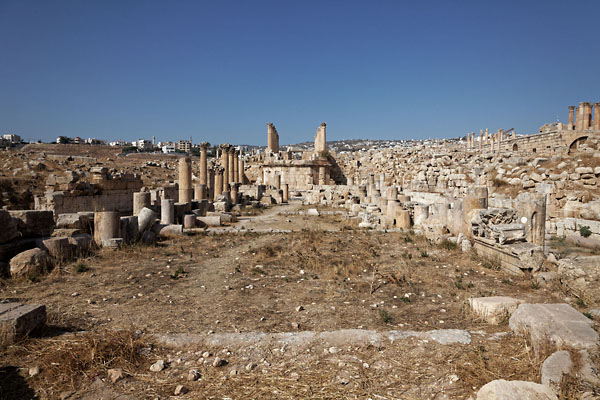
top-left (501, 278), bottom-right (513, 286)
top-left (454, 275), bottom-right (464, 290)
top-left (420, 250), bottom-right (429, 258)
top-left (403, 236), bottom-right (413, 243)
top-left (170, 266), bottom-right (186, 280)
top-left (378, 309), bottom-right (393, 324)
top-left (482, 256), bottom-right (501, 271)
top-left (575, 298), bottom-right (586, 308)
top-left (438, 239), bottom-right (457, 251)
top-left (400, 296), bottom-right (411, 303)
top-left (466, 281), bottom-right (474, 289)
top-left (531, 281), bottom-right (540, 289)
top-left (583, 311), bottom-right (593, 319)
top-left (579, 225), bottom-right (592, 238)
top-left (75, 263), bottom-right (89, 273)
top-left (401, 252), bottom-right (413, 260)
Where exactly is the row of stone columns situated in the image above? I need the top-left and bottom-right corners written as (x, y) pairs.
top-left (467, 128), bottom-right (507, 152)
top-left (569, 102), bottom-right (600, 131)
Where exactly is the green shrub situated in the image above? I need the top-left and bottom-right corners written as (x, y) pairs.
top-left (580, 225), bottom-right (592, 238)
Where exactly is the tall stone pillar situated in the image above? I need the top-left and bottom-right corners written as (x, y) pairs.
top-left (227, 148), bottom-right (235, 184)
top-left (577, 102), bottom-right (585, 131)
top-left (479, 130), bottom-right (483, 150)
top-left (220, 144), bottom-right (229, 191)
top-left (214, 168), bottom-right (223, 199)
top-left (232, 149), bottom-right (239, 184)
top-left (194, 184), bottom-right (207, 200)
top-left (208, 169), bottom-right (215, 200)
top-left (238, 157), bottom-right (245, 183)
top-left (199, 142), bottom-right (209, 186)
top-left (314, 123), bottom-right (327, 155)
top-left (594, 103), bottom-right (600, 131)
top-left (379, 173), bottom-right (385, 190)
top-left (568, 106), bottom-right (575, 130)
top-left (267, 123), bottom-right (279, 153)
top-left (230, 183), bottom-right (238, 205)
top-left (583, 102), bottom-right (591, 130)
top-left (178, 157), bottom-right (193, 204)
top-left (485, 129), bottom-right (489, 145)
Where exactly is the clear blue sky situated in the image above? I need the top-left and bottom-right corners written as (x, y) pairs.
top-left (1, 1), bottom-right (599, 145)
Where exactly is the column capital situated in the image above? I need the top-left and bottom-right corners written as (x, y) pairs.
top-left (199, 142), bottom-right (210, 149)
top-left (568, 105), bottom-right (575, 110)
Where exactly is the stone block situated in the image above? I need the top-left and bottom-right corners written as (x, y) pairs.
top-left (56, 213), bottom-right (91, 231)
top-left (541, 350), bottom-right (571, 388)
top-left (0, 302), bottom-right (46, 339)
top-left (0, 210), bottom-right (19, 244)
top-left (9, 248), bottom-right (53, 278)
top-left (9, 210), bottom-right (54, 238)
top-left (41, 237), bottom-right (72, 260)
top-left (469, 296), bottom-right (522, 324)
top-left (196, 216), bottom-right (221, 227)
top-left (509, 303), bottom-right (598, 350)
top-left (476, 379), bottom-right (557, 400)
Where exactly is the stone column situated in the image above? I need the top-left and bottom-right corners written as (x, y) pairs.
top-left (208, 169), bottom-right (215, 200)
top-left (318, 166), bottom-right (326, 185)
top-left (133, 192), bottom-right (151, 216)
top-left (479, 130), bottom-right (483, 150)
top-left (379, 173), bottom-right (385, 190)
top-left (282, 183), bottom-right (289, 203)
top-left (232, 149), bottom-right (239, 184)
top-left (214, 169), bottom-right (223, 199)
top-left (568, 106), bottom-right (575, 130)
top-left (577, 102), bottom-right (585, 131)
top-left (230, 183), bottom-right (238, 205)
top-left (238, 157), bottom-right (245, 183)
top-left (194, 184), bottom-right (207, 200)
top-left (267, 123), bottom-right (279, 153)
top-left (594, 103), bottom-right (600, 131)
top-left (586, 102), bottom-right (593, 130)
top-left (485, 129), bottom-right (489, 145)
top-left (227, 148), bottom-right (235, 184)
top-left (199, 142), bottom-right (209, 186)
top-left (178, 157), bottom-right (193, 203)
top-left (498, 131), bottom-right (502, 152)
top-left (161, 199), bottom-right (175, 225)
top-left (94, 211), bottom-right (120, 247)
top-left (220, 144), bottom-right (229, 191)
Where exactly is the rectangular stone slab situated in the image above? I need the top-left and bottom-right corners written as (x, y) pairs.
top-left (0, 302), bottom-right (46, 339)
top-left (509, 303), bottom-right (598, 350)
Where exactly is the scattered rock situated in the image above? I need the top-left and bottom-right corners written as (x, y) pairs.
top-left (107, 368), bottom-right (125, 383)
top-left (149, 359), bottom-right (165, 372)
top-left (476, 379), bottom-right (558, 399)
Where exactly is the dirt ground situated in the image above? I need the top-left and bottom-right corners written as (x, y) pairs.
top-left (1, 203), bottom-right (598, 399)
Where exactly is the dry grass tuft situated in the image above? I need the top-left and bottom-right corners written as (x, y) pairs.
top-left (0, 329), bottom-right (148, 397)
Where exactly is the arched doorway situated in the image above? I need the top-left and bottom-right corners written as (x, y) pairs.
top-left (512, 143), bottom-right (518, 151)
top-left (568, 136), bottom-right (588, 154)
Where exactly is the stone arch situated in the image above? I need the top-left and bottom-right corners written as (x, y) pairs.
top-left (512, 143), bottom-right (518, 151)
top-left (568, 136), bottom-right (588, 154)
